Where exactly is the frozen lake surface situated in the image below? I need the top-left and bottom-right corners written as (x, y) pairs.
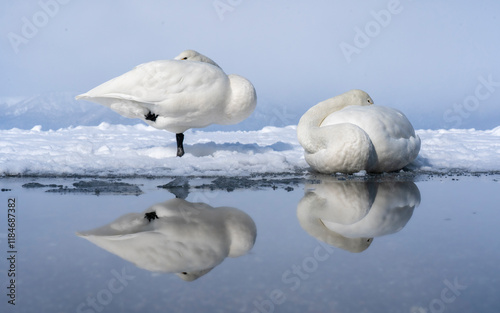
top-left (1, 173), bottom-right (499, 313)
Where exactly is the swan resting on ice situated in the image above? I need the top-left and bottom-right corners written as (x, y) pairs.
top-left (76, 50), bottom-right (257, 157)
top-left (297, 89), bottom-right (420, 173)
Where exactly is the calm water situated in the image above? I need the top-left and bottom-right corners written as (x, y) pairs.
top-left (1, 174), bottom-right (499, 313)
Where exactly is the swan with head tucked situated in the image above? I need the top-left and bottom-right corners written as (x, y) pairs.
top-left (77, 198), bottom-right (257, 281)
top-left (297, 89), bottom-right (420, 173)
top-left (76, 50), bottom-right (257, 157)
top-left (297, 180), bottom-right (420, 252)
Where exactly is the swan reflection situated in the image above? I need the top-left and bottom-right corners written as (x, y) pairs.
top-left (297, 179), bottom-right (420, 253)
top-left (77, 198), bottom-right (257, 281)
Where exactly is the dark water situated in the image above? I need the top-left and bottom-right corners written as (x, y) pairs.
top-left (1, 174), bottom-right (499, 313)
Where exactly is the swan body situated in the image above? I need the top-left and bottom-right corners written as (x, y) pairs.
top-left (297, 89), bottom-right (420, 173)
top-left (318, 182), bottom-right (420, 238)
top-left (297, 180), bottom-right (420, 252)
top-left (77, 198), bottom-right (256, 281)
top-left (76, 50), bottom-right (257, 156)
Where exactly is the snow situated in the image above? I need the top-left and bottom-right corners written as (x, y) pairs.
top-left (410, 127), bottom-right (500, 173)
top-left (1, 123), bottom-right (499, 177)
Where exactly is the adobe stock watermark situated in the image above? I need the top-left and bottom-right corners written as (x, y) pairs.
top-left (7, 0), bottom-right (72, 54)
top-left (247, 240), bottom-right (334, 313)
top-left (339, 0), bottom-right (406, 64)
top-left (443, 75), bottom-right (500, 128)
top-left (411, 277), bottom-right (467, 313)
top-left (76, 266), bottom-right (135, 313)
top-left (213, 0), bottom-right (245, 21)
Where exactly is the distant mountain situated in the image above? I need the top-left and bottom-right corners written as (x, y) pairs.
top-left (0, 92), bottom-right (302, 131)
top-left (205, 97), bottom-right (302, 132)
top-left (0, 92), bottom-right (139, 130)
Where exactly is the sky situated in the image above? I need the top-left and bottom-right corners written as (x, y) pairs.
top-left (1, 0), bottom-right (500, 130)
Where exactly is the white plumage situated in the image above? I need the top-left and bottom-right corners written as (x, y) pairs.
top-left (297, 89), bottom-right (420, 173)
top-left (77, 198), bottom-right (257, 281)
top-left (297, 180), bottom-right (420, 253)
top-left (76, 50), bottom-right (257, 157)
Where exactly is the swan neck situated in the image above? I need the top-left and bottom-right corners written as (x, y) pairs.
top-left (305, 97), bottom-right (352, 127)
top-left (297, 96), bottom-right (352, 152)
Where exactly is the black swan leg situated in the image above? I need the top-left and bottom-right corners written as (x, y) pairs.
top-left (176, 133), bottom-right (185, 157)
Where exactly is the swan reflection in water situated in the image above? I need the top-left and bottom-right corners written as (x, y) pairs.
top-left (297, 179), bottom-right (420, 253)
top-left (77, 198), bottom-right (257, 281)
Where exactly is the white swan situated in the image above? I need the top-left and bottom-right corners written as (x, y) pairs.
top-left (317, 181), bottom-right (420, 238)
top-left (297, 180), bottom-right (420, 252)
top-left (77, 198), bottom-right (257, 281)
top-left (76, 50), bottom-right (257, 157)
top-left (297, 89), bottom-right (420, 173)
top-left (297, 181), bottom-right (375, 253)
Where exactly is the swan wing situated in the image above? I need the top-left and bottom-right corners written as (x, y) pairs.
top-left (78, 60), bottom-right (228, 104)
top-left (321, 105), bottom-right (415, 138)
top-left (79, 231), bottom-right (227, 273)
top-left (321, 105), bottom-right (421, 171)
top-left (76, 60), bottom-right (231, 130)
top-left (321, 182), bottom-right (419, 237)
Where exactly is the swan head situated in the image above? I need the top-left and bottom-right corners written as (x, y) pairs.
top-left (176, 268), bottom-right (215, 281)
top-left (342, 89), bottom-right (374, 106)
top-left (174, 49), bottom-right (221, 68)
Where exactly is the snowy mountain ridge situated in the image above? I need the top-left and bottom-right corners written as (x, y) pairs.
top-left (0, 92), bottom-right (139, 130)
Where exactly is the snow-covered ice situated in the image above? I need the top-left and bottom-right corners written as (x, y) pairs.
top-left (0, 123), bottom-right (499, 177)
top-left (411, 127), bottom-right (500, 172)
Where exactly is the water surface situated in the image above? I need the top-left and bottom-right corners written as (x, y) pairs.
top-left (1, 174), bottom-right (499, 313)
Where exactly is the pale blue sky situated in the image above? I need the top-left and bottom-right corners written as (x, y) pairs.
top-left (1, 0), bottom-right (499, 129)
